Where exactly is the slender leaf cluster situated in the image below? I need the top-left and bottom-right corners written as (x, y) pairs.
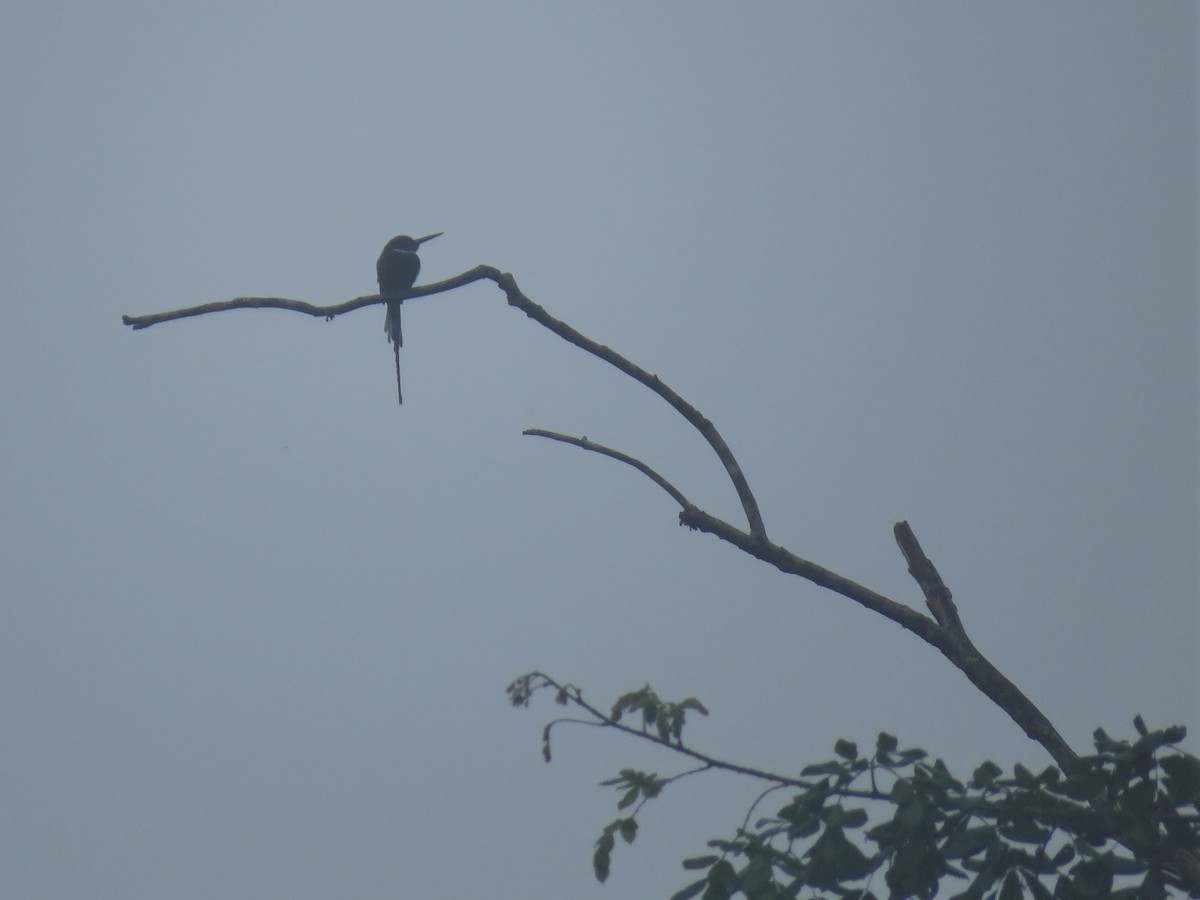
top-left (608, 684), bottom-right (710, 746)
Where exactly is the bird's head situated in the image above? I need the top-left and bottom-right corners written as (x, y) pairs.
top-left (382, 232), bottom-right (443, 253)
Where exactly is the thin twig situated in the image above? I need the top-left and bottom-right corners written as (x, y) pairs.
top-left (533, 673), bottom-right (809, 789)
top-left (522, 430), bottom-right (692, 509)
top-left (121, 267), bottom-right (498, 330)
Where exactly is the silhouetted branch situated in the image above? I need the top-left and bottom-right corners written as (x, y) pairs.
top-left (121, 267), bottom-right (498, 330)
top-left (513, 672), bottom-right (810, 790)
top-left (894, 520), bottom-right (969, 640)
top-left (677, 505), bottom-right (1079, 771)
top-left (522, 430), bottom-right (692, 509)
top-left (122, 265), bottom-right (767, 540)
top-left (487, 271), bottom-right (767, 540)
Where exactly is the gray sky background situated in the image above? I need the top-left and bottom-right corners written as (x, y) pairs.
top-left (1, 3), bottom-right (1195, 898)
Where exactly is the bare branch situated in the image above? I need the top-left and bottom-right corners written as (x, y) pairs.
top-left (522, 430), bottom-right (692, 509)
top-left (123, 265), bottom-right (767, 540)
top-left (488, 271), bottom-right (766, 540)
top-left (678, 505), bottom-right (1079, 772)
top-left (525, 672), bottom-right (810, 790)
top-left (894, 520), bottom-right (968, 639)
top-left (121, 266), bottom-right (499, 330)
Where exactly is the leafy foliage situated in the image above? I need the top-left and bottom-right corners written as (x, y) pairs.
top-left (679, 723), bottom-right (1199, 899)
top-left (509, 674), bottom-right (1200, 898)
top-left (609, 684), bottom-right (709, 746)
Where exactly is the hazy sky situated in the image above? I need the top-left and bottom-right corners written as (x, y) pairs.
top-left (1, 3), bottom-right (1195, 898)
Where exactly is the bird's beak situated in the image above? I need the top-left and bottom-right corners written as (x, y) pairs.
top-left (414, 232), bottom-right (444, 245)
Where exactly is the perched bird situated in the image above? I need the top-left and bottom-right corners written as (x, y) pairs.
top-left (376, 232), bottom-right (442, 404)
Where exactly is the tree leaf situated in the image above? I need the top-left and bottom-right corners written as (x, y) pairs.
top-left (998, 870), bottom-right (1024, 900)
top-left (801, 761), bottom-right (843, 777)
top-left (1117, 778), bottom-right (1157, 813)
top-left (1051, 769), bottom-right (1107, 800)
top-left (670, 876), bottom-right (709, 900)
top-left (1137, 866), bottom-right (1167, 900)
top-left (617, 786), bottom-right (639, 810)
top-left (707, 858), bottom-right (736, 889)
top-left (1099, 851), bottom-right (1147, 876)
top-left (896, 800), bottom-right (924, 830)
top-left (739, 853), bottom-right (774, 895)
top-left (1069, 858), bottom-right (1113, 896)
top-left (1012, 764), bottom-right (1037, 787)
top-left (618, 817), bottom-right (638, 843)
top-left (593, 844), bottom-right (611, 883)
top-left (1160, 755), bottom-right (1200, 803)
top-left (841, 807), bottom-right (869, 829)
top-left (680, 697), bottom-right (709, 716)
top-left (941, 825), bottom-right (993, 860)
top-left (972, 760), bottom-right (1003, 787)
top-left (1051, 844), bottom-right (1076, 867)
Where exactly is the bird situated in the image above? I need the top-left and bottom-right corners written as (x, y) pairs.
top-left (376, 232), bottom-right (442, 404)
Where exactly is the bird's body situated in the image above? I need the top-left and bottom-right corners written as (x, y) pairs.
top-left (376, 232), bottom-right (442, 403)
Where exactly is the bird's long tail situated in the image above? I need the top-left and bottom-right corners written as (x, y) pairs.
top-left (393, 342), bottom-right (403, 405)
top-left (385, 300), bottom-right (403, 405)
top-left (384, 299), bottom-right (404, 348)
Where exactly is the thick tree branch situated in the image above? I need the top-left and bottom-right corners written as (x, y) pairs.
top-left (678, 506), bottom-right (1079, 772)
top-left (517, 427), bottom-right (1078, 771)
